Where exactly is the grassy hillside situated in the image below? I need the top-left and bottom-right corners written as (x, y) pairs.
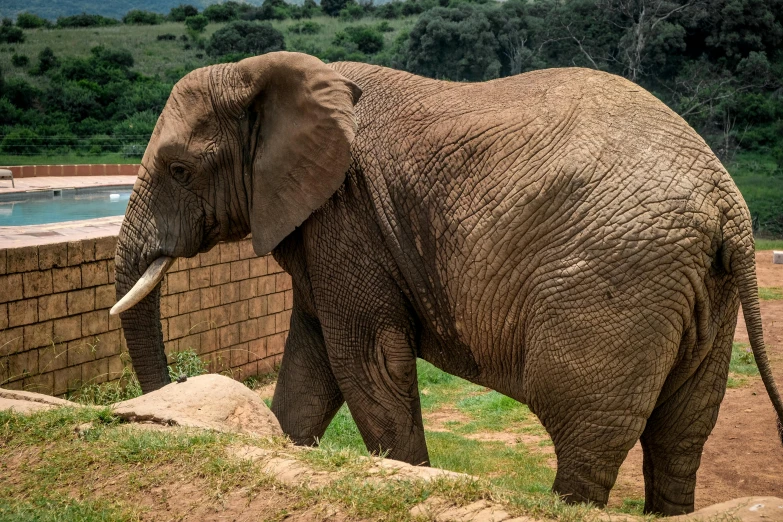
top-left (0, 1), bottom-right (264, 21)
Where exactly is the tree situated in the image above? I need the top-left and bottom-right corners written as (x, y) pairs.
top-left (185, 14), bottom-right (209, 33)
top-left (36, 47), bottom-right (59, 75)
top-left (334, 26), bottom-right (385, 53)
top-left (169, 4), bottom-right (199, 22)
top-left (123, 10), bottom-right (164, 25)
top-left (204, 2), bottom-right (241, 22)
top-left (0, 22), bottom-right (24, 44)
top-left (322, 0), bottom-right (355, 17)
top-left (206, 21), bottom-right (286, 58)
top-left (16, 12), bottom-right (50, 29)
top-left (55, 14), bottom-right (120, 28)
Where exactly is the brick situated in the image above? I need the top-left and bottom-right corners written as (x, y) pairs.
top-left (38, 243), bottom-right (68, 270)
top-left (108, 311), bottom-right (121, 331)
top-left (210, 305), bottom-right (230, 328)
top-left (0, 249), bottom-right (5, 275)
top-left (107, 259), bottom-right (115, 284)
top-left (178, 290), bottom-right (200, 314)
top-left (239, 319), bottom-right (258, 343)
top-left (24, 372), bottom-right (54, 395)
top-left (7, 350), bottom-right (38, 382)
top-left (240, 278), bottom-right (258, 300)
top-left (160, 294), bottom-right (178, 318)
top-left (164, 340), bottom-right (178, 358)
top-left (249, 257), bottom-right (267, 277)
top-left (258, 315), bottom-right (276, 337)
top-left (82, 310), bottom-right (108, 336)
top-left (230, 260), bottom-right (250, 282)
top-left (108, 355), bottom-right (124, 380)
top-left (83, 358), bottom-right (109, 385)
top-left (284, 289), bottom-right (293, 310)
top-left (179, 333), bottom-right (201, 354)
top-left (238, 239), bottom-right (255, 260)
top-left (68, 339), bottom-right (96, 366)
top-left (237, 361), bottom-right (258, 381)
top-left (168, 314), bottom-right (190, 339)
top-left (218, 323), bottom-right (239, 349)
top-left (52, 266), bottom-right (81, 293)
top-left (229, 301), bottom-right (248, 324)
top-left (0, 303), bottom-right (7, 330)
top-left (275, 273), bottom-right (292, 292)
top-left (188, 310), bottom-right (211, 334)
top-left (0, 326), bottom-right (24, 356)
top-left (7, 246), bottom-right (38, 273)
top-left (266, 332), bottom-right (286, 357)
top-left (160, 319), bottom-right (168, 339)
top-left (179, 256), bottom-right (200, 270)
top-left (220, 282), bottom-right (240, 305)
top-left (8, 298), bottom-right (38, 327)
top-left (67, 288), bottom-right (94, 315)
top-left (268, 292), bottom-right (285, 314)
top-left (95, 284), bottom-right (115, 309)
top-left (53, 365), bottom-right (82, 396)
top-left (200, 286), bottom-right (220, 310)
top-left (275, 310), bottom-right (291, 333)
top-left (210, 264), bottom-right (230, 286)
top-left (200, 329), bottom-right (218, 354)
top-left (258, 356), bottom-right (278, 375)
top-left (257, 275), bottom-right (276, 295)
top-left (81, 261), bottom-right (108, 287)
top-left (94, 329), bottom-right (121, 359)
top-left (199, 247), bottom-right (220, 267)
top-left (53, 316), bottom-right (82, 342)
top-left (267, 256), bottom-right (283, 274)
top-left (248, 296), bottom-right (267, 319)
top-left (23, 321), bottom-right (53, 350)
top-left (38, 293), bottom-right (67, 321)
top-left (94, 236), bottom-right (117, 260)
top-left (167, 271), bottom-right (189, 294)
top-left (67, 241), bottom-right (84, 266)
top-left (80, 239), bottom-right (96, 263)
top-left (220, 242), bottom-right (240, 263)
top-left (248, 337), bottom-right (265, 362)
top-left (23, 270), bottom-right (53, 298)
top-left (39, 341), bottom-right (68, 373)
top-left (231, 341), bottom-right (250, 367)
top-left (189, 267), bottom-right (211, 290)
top-left (0, 274), bottom-right (23, 303)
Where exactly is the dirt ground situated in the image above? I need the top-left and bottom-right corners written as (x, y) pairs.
top-left (610, 250), bottom-right (783, 509)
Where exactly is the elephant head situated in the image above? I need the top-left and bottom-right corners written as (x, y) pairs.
top-left (113, 52), bottom-right (361, 393)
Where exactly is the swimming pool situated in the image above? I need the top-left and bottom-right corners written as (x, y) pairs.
top-left (0, 186), bottom-right (133, 227)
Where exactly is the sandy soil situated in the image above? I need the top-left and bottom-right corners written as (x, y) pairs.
top-left (610, 251), bottom-right (783, 509)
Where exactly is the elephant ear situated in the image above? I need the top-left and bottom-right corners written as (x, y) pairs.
top-left (234, 52), bottom-right (361, 256)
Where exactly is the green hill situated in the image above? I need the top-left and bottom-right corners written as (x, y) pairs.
top-left (0, 1), bottom-right (268, 21)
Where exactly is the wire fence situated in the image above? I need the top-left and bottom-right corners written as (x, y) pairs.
top-left (0, 135), bottom-right (152, 157)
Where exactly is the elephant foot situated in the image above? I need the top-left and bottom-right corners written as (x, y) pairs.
top-left (643, 497), bottom-right (693, 517)
top-left (552, 466), bottom-right (611, 508)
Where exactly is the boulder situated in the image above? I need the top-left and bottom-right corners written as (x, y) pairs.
top-left (112, 374), bottom-right (283, 438)
top-left (0, 388), bottom-right (80, 413)
top-left (676, 497), bottom-right (783, 522)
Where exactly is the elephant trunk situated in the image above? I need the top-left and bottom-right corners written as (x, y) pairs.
top-left (114, 193), bottom-right (172, 394)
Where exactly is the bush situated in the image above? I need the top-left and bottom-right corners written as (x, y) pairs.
top-left (207, 21), bottom-right (285, 58)
top-left (0, 24), bottom-right (24, 44)
top-left (168, 350), bottom-right (209, 380)
top-left (157, 33), bottom-right (177, 41)
top-left (11, 54), bottom-right (29, 67)
top-left (2, 78), bottom-right (39, 109)
top-left (123, 10), bottom-right (164, 25)
top-left (169, 4), bottom-right (199, 22)
top-left (322, 0), bottom-right (355, 17)
top-left (31, 47), bottom-right (59, 75)
top-left (203, 2), bottom-right (240, 22)
top-left (339, 3), bottom-right (366, 20)
top-left (56, 14), bottom-right (119, 28)
top-left (1, 128), bottom-right (41, 154)
top-left (376, 2), bottom-right (403, 19)
top-left (16, 12), bottom-right (50, 29)
top-left (334, 26), bottom-right (384, 54)
top-left (185, 14), bottom-right (209, 33)
top-left (288, 21), bottom-right (322, 34)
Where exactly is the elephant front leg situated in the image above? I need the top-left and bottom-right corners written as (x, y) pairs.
top-left (272, 304), bottom-right (344, 446)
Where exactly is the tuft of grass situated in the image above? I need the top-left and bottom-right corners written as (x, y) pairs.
top-left (727, 342), bottom-right (760, 388)
top-left (167, 349), bottom-right (208, 381)
top-left (755, 239), bottom-right (783, 250)
top-left (0, 495), bottom-right (133, 522)
top-left (759, 287), bottom-right (783, 301)
top-left (455, 391), bottom-right (536, 433)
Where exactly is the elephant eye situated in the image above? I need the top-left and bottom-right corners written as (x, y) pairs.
top-left (169, 162), bottom-right (190, 183)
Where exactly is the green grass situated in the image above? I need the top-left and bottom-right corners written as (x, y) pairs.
top-left (727, 342), bottom-right (760, 388)
top-left (727, 152), bottom-right (783, 239)
top-left (0, 152), bottom-right (139, 165)
top-left (755, 239), bottom-right (783, 250)
top-left (759, 287), bottom-right (783, 301)
top-left (0, 496), bottom-right (132, 522)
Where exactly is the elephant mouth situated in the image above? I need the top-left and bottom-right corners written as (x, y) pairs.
top-left (111, 256), bottom-right (175, 315)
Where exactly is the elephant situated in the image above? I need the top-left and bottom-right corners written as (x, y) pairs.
top-left (112, 51), bottom-right (783, 516)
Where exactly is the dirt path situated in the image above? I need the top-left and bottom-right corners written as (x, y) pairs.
top-left (610, 250), bottom-right (783, 509)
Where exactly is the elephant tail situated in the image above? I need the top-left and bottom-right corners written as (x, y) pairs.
top-left (731, 237), bottom-right (783, 445)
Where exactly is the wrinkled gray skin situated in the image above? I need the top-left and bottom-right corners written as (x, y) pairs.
top-left (115, 52), bottom-right (783, 516)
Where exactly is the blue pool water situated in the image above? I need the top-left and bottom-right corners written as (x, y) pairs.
top-left (0, 186), bottom-right (133, 226)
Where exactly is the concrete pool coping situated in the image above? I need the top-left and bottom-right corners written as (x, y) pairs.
top-left (0, 176), bottom-right (137, 248)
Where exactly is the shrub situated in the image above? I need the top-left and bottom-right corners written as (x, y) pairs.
top-left (168, 350), bottom-right (208, 380)
top-left (56, 14), bottom-right (119, 28)
top-left (16, 12), bottom-right (50, 29)
top-left (375, 21), bottom-right (394, 32)
top-left (2, 78), bottom-right (39, 109)
top-left (169, 4), bottom-right (199, 22)
top-left (288, 21), bottom-right (322, 34)
top-left (322, 0), bottom-right (355, 17)
top-left (123, 10), bottom-right (164, 25)
top-left (334, 25), bottom-right (384, 54)
top-left (203, 2), bottom-right (240, 22)
top-left (339, 3), bottom-right (366, 20)
top-left (11, 54), bottom-right (29, 67)
top-left (207, 21), bottom-right (285, 58)
top-left (1, 128), bottom-right (41, 154)
top-left (185, 14), bottom-right (209, 33)
top-left (157, 33), bottom-right (177, 41)
top-left (0, 24), bottom-right (24, 44)
top-left (36, 47), bottom-right (59, 74)
top-left (376, 2), bottom-right (403, 18)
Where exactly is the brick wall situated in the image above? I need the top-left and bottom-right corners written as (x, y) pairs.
top-left (0, 164), bottom-right (139, 178)
top-left (0, 236), bottom-right (291, 396)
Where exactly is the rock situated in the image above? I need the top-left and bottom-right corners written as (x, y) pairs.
top-left (0, 397), bottom-right (58, 414)
top-left (774, 251), bottom-right (783, 265)
top-left (0, 388), bottom-right (81, 413)
top-left (112, 374), bottom-right (283, 438)
top-left (676, 496), bottom-right (783, 522)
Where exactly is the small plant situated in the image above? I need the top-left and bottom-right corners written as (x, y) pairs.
top-left (71, 366), bottom-right (142, 405)
top-left (156, 33), bottom-right (177, 41)
top-left (11, 53), bottom-right (28, 67)
top-left (168, 349), bottom-right (208, 381)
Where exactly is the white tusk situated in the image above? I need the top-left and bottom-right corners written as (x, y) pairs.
top-left (110, 256), bottom-right (175, 315)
